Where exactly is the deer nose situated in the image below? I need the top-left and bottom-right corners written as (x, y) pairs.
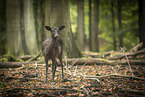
top-left (55, 34), bottom-right (59, 37)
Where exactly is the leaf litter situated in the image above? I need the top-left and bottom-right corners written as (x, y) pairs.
top-left (0, 63), bottom-right (145, 97)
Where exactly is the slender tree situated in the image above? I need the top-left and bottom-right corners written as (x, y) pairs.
top-left (33, 0), bottom-right (45, 50)
top-left (117, 0), bottom-right (123, 48)
top-left (45, 0), bottom-right (82, 58)
top-left (0, 0), bottom-right (6, 55)
top-left (111, 1), bottom-right (116, 51)
top-left (89, 0), bottom-right (99, 52)
top-left (92, 0), bottom-right (99, 52)
top-left (88, 0), bottom-right (92, 51)
top-left (139, 0), bottom-right (145, 48)
top-left (77, 0), bottom-right (85, 51)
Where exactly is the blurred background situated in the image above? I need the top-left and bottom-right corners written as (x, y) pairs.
top-left (0, 0), bottom-right (144, 58)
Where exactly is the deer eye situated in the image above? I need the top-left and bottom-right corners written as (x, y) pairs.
top-left (51, 31), bottom-right (55, 33)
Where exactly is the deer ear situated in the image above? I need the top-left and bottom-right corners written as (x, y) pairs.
top-left (45, 26), bottom-right (52, 31)
top-left (59, 26), bottom-right (65, 30)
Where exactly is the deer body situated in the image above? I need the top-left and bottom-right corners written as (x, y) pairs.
top-left (42, 38), bottom-right (63, 59)
top-left (42, 26), bottom-right (65, 82)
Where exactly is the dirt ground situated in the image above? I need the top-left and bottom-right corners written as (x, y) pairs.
top-left (0, 62), bottom-right (145, 97)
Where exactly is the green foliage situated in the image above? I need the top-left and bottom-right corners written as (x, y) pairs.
top-left (70, 0), bottom-right (139, 51)
top-left (0, 0), bottom-right (140, 56)
top-left (70, 0), bottom-right (89, 38)
top-left (99, 0), bottom-right (139, 51)
top-left (70, 0), bottom-right (77, 33)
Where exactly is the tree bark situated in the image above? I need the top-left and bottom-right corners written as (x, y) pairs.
top-left (117, 0), bottom-right (123, 48)
top-left (111, 1), bottom-right (117, 51)
top-left (0, 0), bottom-right (6, 55)
top-left (33, 0), bottom-right (45, 50)
top-left (77, 0), bottom-right (85, 51)
top-left (20, 0), bottom-right (30, 55)
top-left (92, 0), bottom-right (99, 52)
top-left (88, 0), bottom-right (92, 51)
top-left (45, 0), bottom-right (82, 58)
top-left (139, 0), bottom-right (145, 49)
top-left (6, 0), bottom-right (39, 56)
top-left (6, 0), bottom-right (22, 56)
top-left (24, 0), bottom-right (38, 55)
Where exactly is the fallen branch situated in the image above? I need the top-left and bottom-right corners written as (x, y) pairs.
top-left (62, 58), bottom-right (145, 65)
top-left (86, 74), bottom-right (145, 81)
top-left (83, 51), bottom-right (114, 58)
top-left (18, 55), bottom-right (34, 61)
top-left (120, 47), bottom-right (134, 76)
top-left (129, 42), bottom-right (143, 52)
top-left (108, 50), bottom-right (145, 60)
top-left (0, 55), bottom-right (23, 62)
top-left (26, 51), bottom-right (42, 62)
top-left (0, 87), bottom-right (84, 93)
top-left (98, 51), bottom-right (114, 58)
top-left (33, 87), bottom-right (83, 93)
top-left (62, 58), bottom-right (112, 65)
top-left (119, 89), bottom-right (145, 96)
top-left (37, 92), bottom-right (55, 97)
top-left (1, 58), bottom-right (145, 68)
top-left (0, 88), bottom-right (31, 93)
top-left (0, 61), bottom-right (43, 68)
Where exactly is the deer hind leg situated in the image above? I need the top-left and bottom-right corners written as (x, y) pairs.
top-left (58, 55), bottom-right (64, 80)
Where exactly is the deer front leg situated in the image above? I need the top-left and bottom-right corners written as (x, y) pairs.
top-left (52, 59), bottom-right (57, 81)
top-left (45, 58), bottom-right (48, 83)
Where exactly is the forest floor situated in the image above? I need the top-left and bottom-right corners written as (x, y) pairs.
top-left (0, 46), bottom-right (145, 96)
top-left (0, 61), bottom-right (145, 96)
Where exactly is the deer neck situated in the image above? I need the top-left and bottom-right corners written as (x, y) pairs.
top-left (51, 37), bottom-right (57, 49)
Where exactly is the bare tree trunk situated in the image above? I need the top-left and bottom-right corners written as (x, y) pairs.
top-left (20, 0), bottom-right (30, 55)
top-left (0, 0), bottom-right (6, 55)
top-left (6, 0), bottom-right (38, 56)
top-left (111, 1), bottom-right (117, 51)
top-left (24, 0), bottom-right (38, 54)
top-left (33, 0), bottom-right (45, 50)
top-left (92, 0), bottom-right (99, 52)
top-left (88, 0), bottom-right (92, 51)
top-left (6, 0), bottom-right (22, 56)
top-left (117, 0), bottom-right (123, 48)
top-left (139, 0), bottom-right (145, 49)
top-left (77, 0), bottom-right (85, 51)
top-left (89, 0), bottom-right (99, 52)
top-left (45, 0), bottom-right (82, 58)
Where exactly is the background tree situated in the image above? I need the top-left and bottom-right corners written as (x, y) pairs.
top-left (33, 0), bottom-right (45, 50)
top-left (24, 0), bottom-right (38, 54)
top-left (6, 0), bottom-right (22, 56)
top-left (92, 0), bottom-right (99, 52)
top-left (111, 1), bottom-right (116, 51)
top-left (0, 0), bottom-right (6, 55)
top-left (0, 0), bottom-right (141, 57)
top-left (77, 0), bottom-right (85, 51)
top-left (88, 0), bottom-right (92, 51)
top-left (20, 0), bottom-right (30, 55)
top-left (139, 0), bottom-right (145, 49)
top-left (45, 0), bottom-right (82, 58)
top-left (6, 0), bottom-right (39, 56)
top-left (117, 0), bottom-right (123, 48)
